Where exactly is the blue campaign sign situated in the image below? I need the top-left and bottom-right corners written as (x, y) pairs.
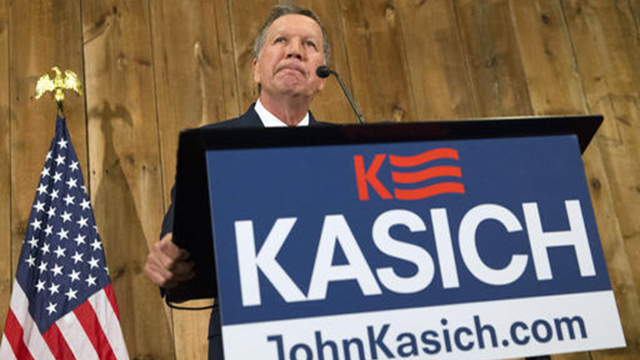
top-left (206, 135), bottom-right (624, 360)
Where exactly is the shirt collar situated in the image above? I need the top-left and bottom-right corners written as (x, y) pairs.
top-left (255, 98), bottom-right (309, 127)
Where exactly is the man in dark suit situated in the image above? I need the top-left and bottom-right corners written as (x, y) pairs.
top-left (143, 2), bottom-right (331, 359)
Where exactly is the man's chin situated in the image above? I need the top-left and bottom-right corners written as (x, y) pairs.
top-left (268, 84), bottom-right (317, 99)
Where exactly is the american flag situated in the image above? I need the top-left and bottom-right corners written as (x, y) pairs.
top-left (0, 116), bottom-right (128, 359)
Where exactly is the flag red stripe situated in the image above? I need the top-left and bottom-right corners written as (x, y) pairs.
top-left (73, 301), bottom-right (116, 360)
top-left (3, 309), bottom-right (35, 360)
top-left (42, 323), bottom-right (77, 360)
top-left (103, 284), bottom-right (121, 321)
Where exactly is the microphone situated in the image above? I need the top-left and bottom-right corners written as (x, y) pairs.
top-left (316, 65), bottom-right (365, 124)
top-left (316, 65), bottom-right (331, 79)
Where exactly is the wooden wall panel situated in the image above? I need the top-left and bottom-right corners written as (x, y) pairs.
top-left (510, 0), bottom-right (587, 115)
top-left (228, 0), bottom-right (278, 110)
top-left (396, 0), bottom-right (477, 120)
top-left (150, 0), bottom-right (241, 358)
top-left (578, 146), bottom-right (633, 360)
top-left (210, 0), bottom-right (243, 121)
top-left (152, 0), bottom-right (240, 187)
top-left (455, 0), bottom-right (533, 117)
top-left (563, 2), bottom-right (640, 357)
top-left (510, 1), bottom-right (630, 359)
top-left (0, 0), bottom-right (10, 335)
top-left (81, 0), bottom-right (172, 358)
top-left (633, 0), bottom-right (640, 75)
top-left (339, 0), bottom-right (416, 123)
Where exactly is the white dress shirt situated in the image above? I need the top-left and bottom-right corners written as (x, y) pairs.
top-left (254, 98), bottom-right (310, 128)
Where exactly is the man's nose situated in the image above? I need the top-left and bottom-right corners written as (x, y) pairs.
top-left (286, 40), bottom-right (304, 60)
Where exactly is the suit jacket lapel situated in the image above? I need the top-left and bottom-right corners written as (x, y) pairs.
top-left (237, 104), bottom-right (264, 127)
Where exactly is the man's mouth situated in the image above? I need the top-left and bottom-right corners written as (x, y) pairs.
top-left (276, 63), bottom-right (306, 76)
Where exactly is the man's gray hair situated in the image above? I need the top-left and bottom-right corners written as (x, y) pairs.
top-left (253, 2), bottom-right (331, 65)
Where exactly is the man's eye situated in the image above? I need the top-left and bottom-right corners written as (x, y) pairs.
top-left (275, 37), bottom-right (286, 43)
top-left (305, 41), bottom-right (317, 49)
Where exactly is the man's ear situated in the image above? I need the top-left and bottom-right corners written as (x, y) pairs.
top-left (252, 58), bottom-right (260, 84)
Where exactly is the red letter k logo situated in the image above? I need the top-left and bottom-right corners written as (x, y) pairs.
top-left (354, 154), bottom-right (392, 201)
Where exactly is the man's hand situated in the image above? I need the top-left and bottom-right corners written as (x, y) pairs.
top-left (144, 233), bottom-right (195, 289)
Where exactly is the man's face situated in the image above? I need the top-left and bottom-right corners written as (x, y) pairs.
top-left (253, 14), bottom-right (326, 100)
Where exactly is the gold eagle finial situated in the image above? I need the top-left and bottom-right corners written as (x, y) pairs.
top-left (36, 67), bottom-right (83, 113)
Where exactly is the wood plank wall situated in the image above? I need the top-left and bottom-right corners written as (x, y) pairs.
top-left (1, 1), bottom-right (638, 359)
top-left (0, 0), bottom-right (9, 340)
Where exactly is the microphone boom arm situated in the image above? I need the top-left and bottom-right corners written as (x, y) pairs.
top-left (317, 66), bottom-right (365, 124)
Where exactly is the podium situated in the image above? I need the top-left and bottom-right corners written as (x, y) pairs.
top-left (167, 115), bottom-right (625, 360)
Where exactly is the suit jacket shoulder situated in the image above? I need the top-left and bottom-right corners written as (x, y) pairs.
top-left (202, 104), bottom-right (263, 129)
